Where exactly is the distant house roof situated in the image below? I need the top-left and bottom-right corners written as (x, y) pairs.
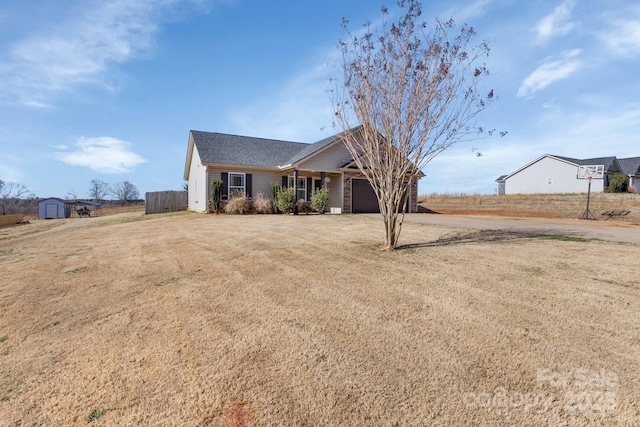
top-left (190, 130), bottom-right (307, 168)
top-left (618, 157), bottom-right (640, 176)
top-left (552, 155), bottom-right (619, 171)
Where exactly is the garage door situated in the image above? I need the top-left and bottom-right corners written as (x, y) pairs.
top-left (352, 179), bottom-right (380, 213)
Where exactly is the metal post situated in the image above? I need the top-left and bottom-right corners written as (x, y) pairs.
top-left (293, 169), bottom-right (299, 215)
top-left (582, 177), bottom-right (593, 220)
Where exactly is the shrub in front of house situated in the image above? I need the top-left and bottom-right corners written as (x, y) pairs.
top-left (275, 188), bottom-right (296, 214)
top-left (310, 188), bottom-right (329, 213)
top-left (224, 195), bottom-right (251, 214)
top-left (270, 182), bottom-right (281, 213)
top-left (253, 193), bottom-right (273, 214)
top-left (210, 178), bottom-right (223, 214)
top-left (608, 173), bottom-right (628, 193)
top-left (297, 200), bottom-right (314, 214)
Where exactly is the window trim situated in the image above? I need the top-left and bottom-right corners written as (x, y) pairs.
top-left (229, 172), bottom-right (246, 197)
top-left (288, 176), bottom-right (307, 201)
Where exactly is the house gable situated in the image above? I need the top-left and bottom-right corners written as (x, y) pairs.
top-left (618, 157), bottom-right (640, 176)
top-left (500, 155), bottom-right (597, 194)
top-left (500, 154), bottom-right (579, 182)
top-left (295, 139), bottom-right (353, 172)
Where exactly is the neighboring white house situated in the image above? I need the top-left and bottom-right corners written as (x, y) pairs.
top-left (496, 154), bottom-right (623, 195)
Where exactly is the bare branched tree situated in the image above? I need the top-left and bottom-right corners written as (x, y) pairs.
top-left (89, 179), bottom-right (110, 203)
top-left (0, 179), bottom-right (32, 215)
top-left (331, 1), bottom-right (496, 250)
top-left (111, 181), bottom-right (139, 206)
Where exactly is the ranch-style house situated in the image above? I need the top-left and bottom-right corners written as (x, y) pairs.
top-left (183, 127), bottom-right (421, 214)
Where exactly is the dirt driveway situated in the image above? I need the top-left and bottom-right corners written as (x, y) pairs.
top-left (391, 213), bottom-right (640, 244)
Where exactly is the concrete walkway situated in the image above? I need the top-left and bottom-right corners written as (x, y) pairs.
top-left (369, 214), bottom-right (640, 244)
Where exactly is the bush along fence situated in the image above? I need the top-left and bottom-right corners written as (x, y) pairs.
top-left (145, 191), bottom-right (187, 214)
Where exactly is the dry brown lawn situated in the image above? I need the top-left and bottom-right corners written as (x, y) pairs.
top-left (1, 212), bottom-right (638, 426)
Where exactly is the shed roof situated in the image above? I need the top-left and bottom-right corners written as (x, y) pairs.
top-left (38, 197), bottom-right (69, 204)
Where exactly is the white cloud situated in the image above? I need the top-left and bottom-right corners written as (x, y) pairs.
top-left (442, 0), bottom-right (492, 23)
top-left (517, 49), bottom-right (582, 98)
top-left (534, 0), bottom-right (576, 44)
top-left (0, 0), bottom-right (207, 107)
top-left (599, 18), bottom-right (640, 58)
top-left (55, 136), bottom-right (146, 173)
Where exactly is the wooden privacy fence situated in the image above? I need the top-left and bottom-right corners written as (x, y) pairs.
top-left (145, 191), bottom-right (187, 214)
top-left (0, 214), bottom-right (24, 227)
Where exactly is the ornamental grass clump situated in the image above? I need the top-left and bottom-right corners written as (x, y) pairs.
top-left (253, 193), bottom-right (273, 214)
top-left (224, 195), bottom-right (251, 214)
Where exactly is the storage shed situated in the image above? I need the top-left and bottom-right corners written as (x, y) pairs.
top-left (38, 198), bottom-right (71, 219)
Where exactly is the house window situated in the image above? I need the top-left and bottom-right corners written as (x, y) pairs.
top-left (229, 173), bottom-right (246, 197)
top-left (288, 176), bottom-right (307, 201)
top-left (547, 177), bottom-right (553, 185)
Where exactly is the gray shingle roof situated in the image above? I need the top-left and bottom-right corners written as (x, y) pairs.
top-left (618, 157), bottom-right (640, 175)
top-left (552, 155), bottom-right (619, 171)
top-left (191, 127), bottom-right (363, 169)
top-left (191, 130), bottom-right (307, 168)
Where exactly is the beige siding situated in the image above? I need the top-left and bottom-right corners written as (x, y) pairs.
top-left (188, 144), bottom-right (208, 212)
top-left (298, 142), bottom-right (352, 172)
top-left (206, 167), bottom-right (284, 200)
top-left (326, 173), bottom-right (343, 211)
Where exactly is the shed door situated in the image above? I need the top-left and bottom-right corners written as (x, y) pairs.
top-left (352, 179), bottom-right (380, 213)
top-left (45, 204), bottom-right (58, 218)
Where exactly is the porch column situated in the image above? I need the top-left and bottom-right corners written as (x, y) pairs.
top-left (293, 169), bottom-right (299, 215)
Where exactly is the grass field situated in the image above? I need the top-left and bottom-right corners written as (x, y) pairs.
top-left (1, 212), bottom-right (639, 426)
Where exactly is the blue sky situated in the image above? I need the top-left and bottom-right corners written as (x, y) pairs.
top-left (1, 0), bottom-right (639, 198)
